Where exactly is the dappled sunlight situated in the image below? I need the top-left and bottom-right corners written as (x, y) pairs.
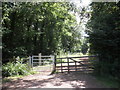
top-left (70, 81), bottom-right (86, 88)
top-left (2, 72), bottom-right (107, 89)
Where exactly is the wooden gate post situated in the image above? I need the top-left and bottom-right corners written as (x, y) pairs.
top-left (39, 53), bottom-right (41, 66)
top-left (28, 56), bottom-right (32, 68)
top-left (75, 61), bottom-right (77, 71)
top-left (31, 56), bottom-right (33, 68)
top-left (50, 55), bottom-right (56, 74)
top-left (67, 57), bottom-right (70, 73)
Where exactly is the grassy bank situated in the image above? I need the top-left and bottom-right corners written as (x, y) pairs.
top-left (93, 74), bottom-right (119, 88)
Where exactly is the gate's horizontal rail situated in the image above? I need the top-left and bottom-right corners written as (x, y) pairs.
top-left (56, 61), bottom-right (93, 64)
top-left (57, 70), bottom-right (93, 73)
top-left (56, 64), bottom-right (93, 68)
top-left (56, 62), bottom-right (75, 64)
top-left (56, 55), bottom-right (97, 59)
top-left (56, 68), bottom-right (94, 71)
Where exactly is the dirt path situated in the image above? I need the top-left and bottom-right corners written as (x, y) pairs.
top-left (2, 71), bottom-right (108, 89)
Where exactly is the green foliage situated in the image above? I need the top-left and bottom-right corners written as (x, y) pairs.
top-left (2, 2), bottom-right (80, 62)
top-left (87, 2), bottom-right (120, 80)
top-left (81, 43), bottom-right (89, 55)
top-left (56, 59), bottom-right (65, 63)
top-left (2, 60), bottom-right (33, 77)
top-left (93, 62), bottom-right (112, 76)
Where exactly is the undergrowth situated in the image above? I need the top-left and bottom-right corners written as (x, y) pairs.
top-left (91, 73), bottom-right (119, 88)
top-left (2, 57), bottom-right (36, 77)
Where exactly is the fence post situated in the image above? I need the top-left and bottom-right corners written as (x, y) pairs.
top-left (39, 53), bottom-right (41, 66)
top-left (50, 55), bottom-right (56, 74)
top-left (31, 56), bottom-right (33, 68)
top-left (75, 61), bottom-right (77, 71)
top-left (67, 57), bottom-right (70, 73)
top-left (61, 58), bottom-right (63, 73)
top-left (29, 56), bottom-right (31, 68)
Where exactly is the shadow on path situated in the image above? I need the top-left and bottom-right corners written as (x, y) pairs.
top-left (2, 72), bottom-right (107, 90)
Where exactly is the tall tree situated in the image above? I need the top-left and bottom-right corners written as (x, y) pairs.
top-left (2, 2), bottom-right (80, 62)
top-left (87, 2), bottom-right (120, 79)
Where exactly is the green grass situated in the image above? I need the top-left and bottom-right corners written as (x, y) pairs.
top-left (2, 71), bottom-right (37, 83)
top-left (93, 74), bottom-right (119, 88)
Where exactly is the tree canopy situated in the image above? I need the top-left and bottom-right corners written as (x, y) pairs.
top-left (2, 2), bottom-right (82, 61)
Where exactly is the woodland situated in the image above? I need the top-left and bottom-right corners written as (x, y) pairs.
top-left (1, 1), bottom-right (120, 86)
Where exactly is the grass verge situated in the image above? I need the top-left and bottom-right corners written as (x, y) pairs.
top-left (2, 71), bottom-right (38, 83)
top-left (92, 74), bottom-right (119, 88)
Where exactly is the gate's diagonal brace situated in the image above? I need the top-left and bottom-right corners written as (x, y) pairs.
top-left (69, 58), bottom-right (84, 66)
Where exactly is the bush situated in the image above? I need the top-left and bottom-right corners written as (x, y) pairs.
top-left (2, 59), bottom-right (33, 77)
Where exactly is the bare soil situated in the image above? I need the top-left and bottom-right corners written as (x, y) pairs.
top-left (2, 71), bottom-right (108, 90)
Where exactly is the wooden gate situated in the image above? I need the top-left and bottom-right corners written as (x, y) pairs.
top-left (54, 56), bottom-right (98, 73)
top-left (29, 54), bottom-right (54, 72)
